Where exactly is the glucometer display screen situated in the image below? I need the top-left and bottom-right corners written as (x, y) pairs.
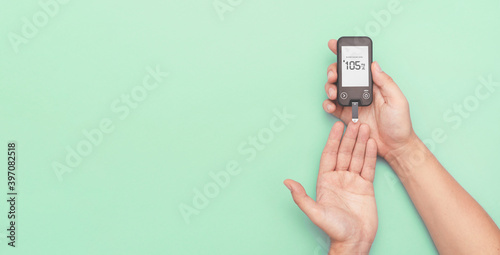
top-left (341, 46), bottom-right (369, 87)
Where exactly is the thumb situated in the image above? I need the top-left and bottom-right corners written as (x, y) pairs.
top-left (284, 179), bottom-right (321, 221)
top-left (371, 61), bottom-right (405, 104)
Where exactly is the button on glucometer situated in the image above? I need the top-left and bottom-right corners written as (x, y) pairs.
top-left (340, 92), bottom-right (348, 99)
top-left (362, 92), bottom-right (370, 100)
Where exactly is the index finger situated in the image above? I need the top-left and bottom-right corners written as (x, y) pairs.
top-left (328, 39), bottom-right (337, 55)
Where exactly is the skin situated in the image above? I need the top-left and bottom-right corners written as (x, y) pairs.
top-left (284, 122), bottom-right (378, 254)
top-left (285, 39), bottom-right (500, 254)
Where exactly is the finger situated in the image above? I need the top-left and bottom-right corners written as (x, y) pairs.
top-left (372, 61), bottom-right (406, 105)
top-left (349, 124), bottom-right (370, 174)
top-left (326, 63), bottom-right (338, 84)
top-left (319, 121), bottom-right (345, 173)
top-left (323, 99), bottom-right (336, 114)
top-left (284, 179), bottom-right (322, 221)
top-left (335, 122), bottom-right (360, 171)
top-left (322, 99), bottom-right (344, 120)
top-left (328, 39), bottom-right (338, 55)
top-left (325, 83), bottom-right (337, 100)
top-left (360, 139), bottom-right (378, 182)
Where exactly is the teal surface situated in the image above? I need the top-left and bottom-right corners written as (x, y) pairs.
top-left (0, 0), bottom-right (499, 254)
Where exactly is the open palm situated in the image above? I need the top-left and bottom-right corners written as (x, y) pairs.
top-left (316, 170), bottom-right (377, 245)
top-left (285, 122), bottom-right (378, 253)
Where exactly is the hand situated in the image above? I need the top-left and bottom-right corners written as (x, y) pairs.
top-left (284, 122), bottom-right (378, 254)
top-left (323, 39), bottom-right (416, 159)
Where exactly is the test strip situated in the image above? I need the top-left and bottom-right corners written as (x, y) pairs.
top-left (352, 102), bottom-right (358, 123)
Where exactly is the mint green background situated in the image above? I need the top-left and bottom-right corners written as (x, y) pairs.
top-left (1, 0), bottom-right (499, 254)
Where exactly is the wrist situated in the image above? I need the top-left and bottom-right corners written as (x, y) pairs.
top-left (384, 132), bottom-right (421, 163)
top-left (328, 240), bottom-right (372, 255)
top-left (384, 133), bottom-right (430, 180)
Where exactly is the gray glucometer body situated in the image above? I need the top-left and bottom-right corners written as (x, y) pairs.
top-left (337, 36), bottom-right (373, 122)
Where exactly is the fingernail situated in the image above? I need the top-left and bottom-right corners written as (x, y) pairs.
top-left (374, 61), bottom-right (382, 72)
top-left (328, 88), bottom-right (334, 98)
top-left (328, 71), bottom-right (334, 79)
top-left (327, 104), bottom-right (333, 112)
top-left (284, 183), bottom-right (292, 191)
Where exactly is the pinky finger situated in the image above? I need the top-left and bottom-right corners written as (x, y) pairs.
top-left (360, 139), bottom-right (377, 182)
top-left (323, 99), bottom-right (336, 114)
top-left (323, 99), bottom-right (344, 120)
